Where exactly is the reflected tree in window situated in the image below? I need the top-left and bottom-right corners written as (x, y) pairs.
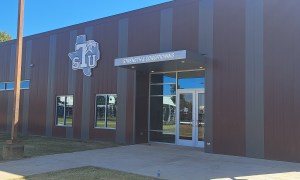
top-left (56, 96), bottom-right (73, 126)
top-left (95, 95), bottom-right (117, 129)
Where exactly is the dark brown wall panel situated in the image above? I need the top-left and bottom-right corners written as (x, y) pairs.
top-left (128, 10), bottom-right (160, 57)
top-left (92, 21), bottom-right (118, 94)
top-left (0, 44), bottom-right (12, 81)
top-left (28, 36), bottom-right (50, 135)
top-left (54, 31), bottom-right (70, 95)
top-left (90, 129), bottom-right (115, 142)
top-left (172, 0), bottom-right (199, 52)
top-left (89, 21), bottom-right (118, 140)
top-left (0, 92), bottom-right (8, 130)
top-left (0, 44), bottom-right (11, 130)
top-left (264, 0), bottom-right (300, 162)
top-left (213, 0), bottom-right (246, 156)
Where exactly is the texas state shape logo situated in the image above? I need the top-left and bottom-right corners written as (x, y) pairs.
top-left (68, 35), bottom-right (100, 76)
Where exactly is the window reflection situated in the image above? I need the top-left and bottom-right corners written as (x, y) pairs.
top-left (0, 81), bottom-right (31, 91)
top-left (150, 84), bottom-right (176, 95)
top-left (95, 94), bottom-right (117, 129)
top-left (151, 73), bottom-right (176, 84)
top-left (21, 81), bottom-right (30, 89)
top-left (56, 95), bottom-right (73, 126)
top-left (150, 96), bottom-right (176, 143)
top-left (198, 93), bottom-right (205, 141)
top-left (178, 70), bottom-right (205, 89)
top-left (0, 83), bottom-right (5, 91)
top-left (149, 70), bottom-right (205, 144)
top-left (6, 82), bottom-right (14, 90)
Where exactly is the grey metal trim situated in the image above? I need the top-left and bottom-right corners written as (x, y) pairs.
top-left (66, 30), bottom-right (77, 139)
top-left (81, 26), bottom-right (93, 140)
top-left (160, 8), bottom-right (173, 52)
top-left (24, 40), bottom-right (32, 79)
top-left (22, 40), bottom-right (32, 135)
top-left (68, 30), bottom-right (77, 95)
top-left (116, 18), bottom-right (129, 144)
top-left (9, 44), bottom-right (16, 81)
top-left (199, 0), bottom-right (214, 153)
top-left (245, 0), bottom-right (264, 158)
top-left (116, 68), bottom-right (128, 143)
top-left (46, 35), bottom-right (57, 137)
top-left (132, 70), bottom-right (136, 144)
top-left (115, 50), bottom-right (187, 67)
top-left (118, 18), bottom-right (128, 58)
top-left (6, 44), bottom-right (16, 132)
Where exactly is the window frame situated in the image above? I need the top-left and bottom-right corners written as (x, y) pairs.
top-left (55, 95), bottom-right (74, 127)
top-left (94, 94), bottom-right (117, 130)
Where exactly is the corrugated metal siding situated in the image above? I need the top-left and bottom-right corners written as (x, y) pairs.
top-left (213, 0), bottom-right (246, 156)
top-left (264, 0), bottom-right (300, 162)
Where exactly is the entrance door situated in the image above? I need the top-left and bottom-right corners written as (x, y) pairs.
top-left (176, 89), bottom-right (205, 147)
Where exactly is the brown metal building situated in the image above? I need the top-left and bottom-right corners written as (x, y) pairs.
top-left (1, 0), bottom-right (300, 163)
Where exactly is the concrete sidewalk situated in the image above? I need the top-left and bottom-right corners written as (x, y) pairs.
top-left (0, 143), bottom-right (300, 180)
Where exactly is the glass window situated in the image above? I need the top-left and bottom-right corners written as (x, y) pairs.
top-left (178, 70), bottom-right (205, 89)
top-left (21, 81), bottom-right (30, 89)
top-left (149, 96), bottom-right (176, 143)
top-left (0, 83), bottom-right (5, 91)
top-left (56, 95), bottom-right (73, 127)
top-left (150, 84), bottom-right (176, 96)
top-left (149, 70), bottom-right (205, 144)
top-left (95, 94), bottom-right (117, 129)
top-left (6, 82), bottom-right (14, 90)
top-left (151, 73), bottom-right (176, 84)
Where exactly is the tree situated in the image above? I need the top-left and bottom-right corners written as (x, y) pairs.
top-left (0, 32), bottom-right (12, 42)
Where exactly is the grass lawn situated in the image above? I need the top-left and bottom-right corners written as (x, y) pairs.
top-left (15, 166), bottom-right (159, 180)
top-left (0, 133), bottom-right (117, 161)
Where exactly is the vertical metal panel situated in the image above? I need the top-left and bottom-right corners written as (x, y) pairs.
top-left (22, 40), bottom-right (32, 135)
top-left (173, 0), bottom-right (199, 52)
top-left (89, 21), bottom-right (118, 140)
top-left (28, 36), bottom-right (49, 135)
top-left (81, 26), bottom-right (93, 140)
top-left (127, 10), bottom-right (161, 144)
top-left (6, 44), bottom-right (16, 132)
top-left (116, 18), bottom-right (129, 144)
top-left (9, 44), bottom-right (16, 82)
top-left (160, 8), bottom-right (173, 52)
top-left (213, 0), bottom-right (246, 156)
top-left (45, 35), bottom-right (57, 136)
top-left (125, 70), bottom-right (135, 144)
top-left (66, 30), bottom-right (77, 139)
top-left (264, 0), bottom-right (300, 162)
top-left (0, 44), bottom-right (11, 130)
top-left (24, 40), bottom-right (32, 80)
top-left (199, 0), bottom-right (214, 153)
top-left (245, 0), bottom-right (264, 158)
top-left (118, 19), bottom-right (128, 58)
top-left (134, 71), bottom-right (149, 143)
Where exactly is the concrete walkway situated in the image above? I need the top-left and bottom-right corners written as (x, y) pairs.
top-left (1, 143), bottom-right (300, 180)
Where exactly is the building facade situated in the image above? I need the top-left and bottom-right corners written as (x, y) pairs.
top-left (1, 0), bottom-right (300, 163)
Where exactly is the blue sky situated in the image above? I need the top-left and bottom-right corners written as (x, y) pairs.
top-left (0, 0), bottom-right (172, 39)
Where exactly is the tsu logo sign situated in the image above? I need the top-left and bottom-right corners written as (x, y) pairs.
top-left (68, 35), bottom-right (100, 76)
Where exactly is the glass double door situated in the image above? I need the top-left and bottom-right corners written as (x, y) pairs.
top-left (176, 89), bottom-right (205, 147)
